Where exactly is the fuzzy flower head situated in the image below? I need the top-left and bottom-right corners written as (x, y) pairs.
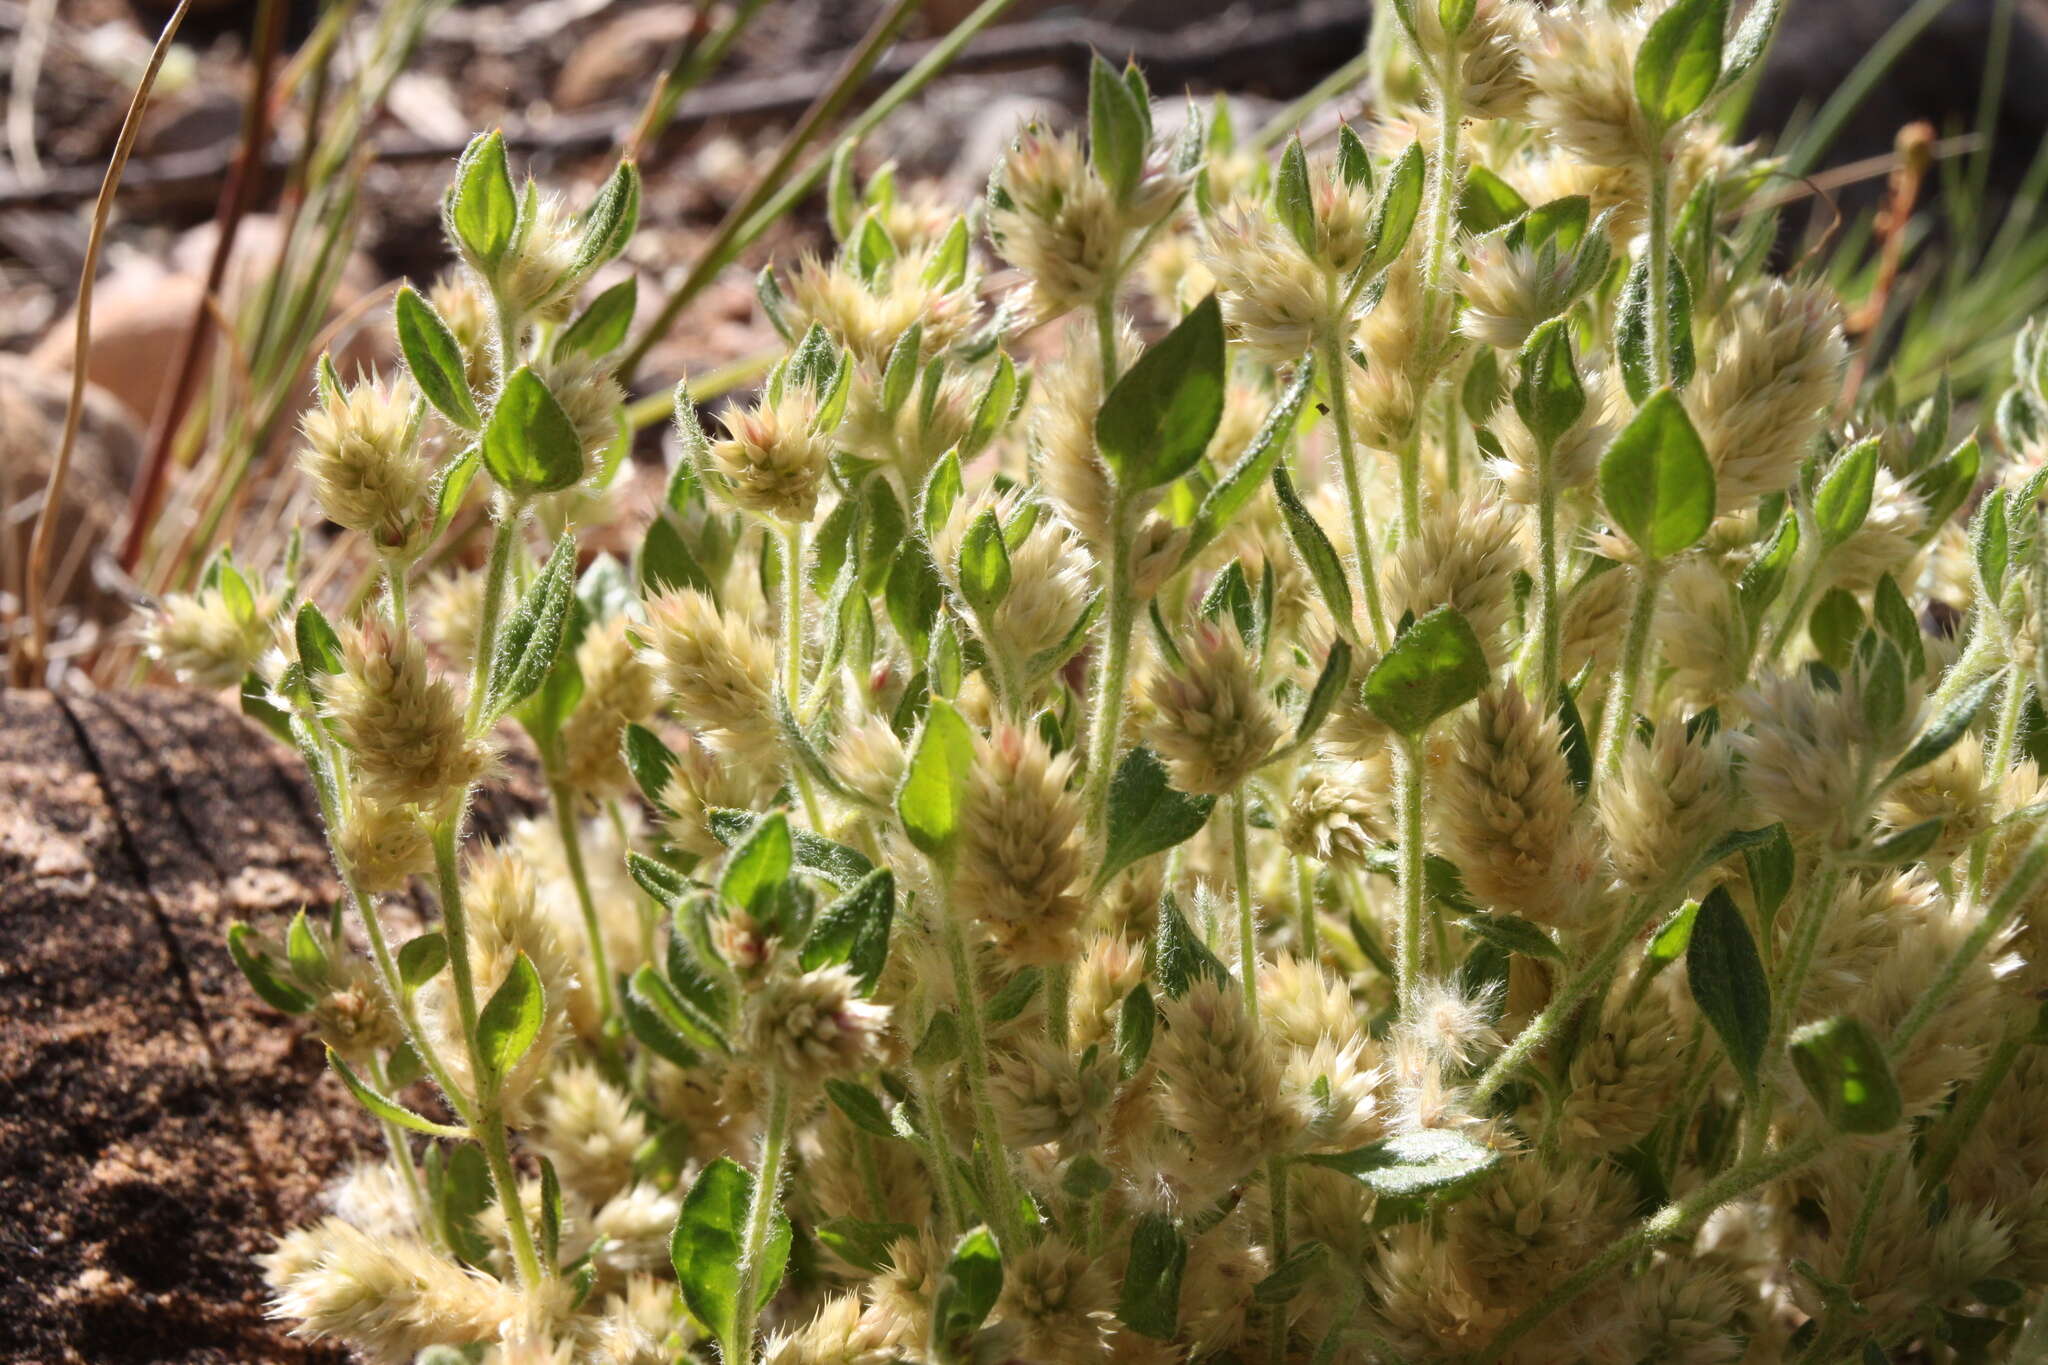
top-left (992, 1237), bottom-right (1116, 1363)
top-left (1435, 682), bottom-right (1590, 924)
top-left (1382, 492), bottom-right (1524, 664)
top-left (1153, 977), bottom-right (1306, 1189)
top-left (1199, 202), bottom-right (1334, 366)
top-left (739, 963), bottom-right (891, 1087)
top-left (299, 372), bottom-right (434, 556)
top-left (324, 617), bottom-right (490, 812)
top-left (334, 793), bottom-right (431, 895)
top-left (1599, 712), bottom-right (1739, 891)
top-left (1281, 761), bottom-right (1390, 869)
top-left (1729, 670), bottom-right (1864, 848)
top-left (1405, 0), bottom-right (1536, 121)
top-left (531, 348), bottom-right (625, 480)
top-left (640, 588), bottom-right (780, 760)
top-left (264, 1217), bottom-right (521, 1360)
top-left (782, 244), bottom-right (978, 374)
top-left (1139, 620), bottom-right (1284, 795)
top-left (706, 379), bottom-right (839, 523)
top-left (142, 584), bottom-right (272, 689)
top-left (955, 724), bottom-right (1088, 966)
top-left (1528, 6), bottom-right (1658, 170)
top-left (556, 615), bottom-right (661, 800)
top-left (1686, 278), bottom-right (1847, 513)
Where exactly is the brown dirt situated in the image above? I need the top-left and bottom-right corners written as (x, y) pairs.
top-left (0, 689), bottom-right (538, 1365)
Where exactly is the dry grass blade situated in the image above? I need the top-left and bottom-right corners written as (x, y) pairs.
top-left (14, 0), bottom-right (194, 687)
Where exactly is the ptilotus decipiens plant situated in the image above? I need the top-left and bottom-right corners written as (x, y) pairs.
top-left (140, 0), bottom-right (2048, 1360)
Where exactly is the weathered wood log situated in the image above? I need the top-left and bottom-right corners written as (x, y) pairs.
top-left (0, 689), bottom-right (535, 1364)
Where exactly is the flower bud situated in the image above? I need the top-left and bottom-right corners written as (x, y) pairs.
top-left (557, 616), bottom-right (661, 800)
top-left (335, 794), bottom-right (431, 895)
top-left (739, 963), bottom-right (892, 1087)
top-left (641, 589), bottom-right (781, 760)
top-left (1435, 682), bottom-right (1589, 923)
top-left (141, 586), bottom-right (271, 689)
top-left (706, 383), bottom-right (838, 523)
top-left (1154, 977), bottom-right (1305, 1187)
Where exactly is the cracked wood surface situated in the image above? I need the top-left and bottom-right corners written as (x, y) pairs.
top-left (0, 689), bottom-right (540, 1363)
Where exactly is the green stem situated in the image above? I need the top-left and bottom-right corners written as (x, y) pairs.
top-left (365, 1055), bottom-right (431, 1238)
top-left (1967, 670), bottom-right (2030, 901)
top-left (778, 520), bottom-right (826, 830)
top-left (1645, 158), bottom-right (1673, 391)
top-left (1095, 288), bottom-right (1121, 385)
top-left (1082, 500), bottom-right (1136, 840)
top-left (1265, 1154), bottom-right (1292, 1365)
top-left (937, 886), bottom-right (1028, 1248)
top-left (1296, 856), bottom-right (1319, 957)
top-left (1322, 324), bottom-right (1390, 648)
top-left (1397, 431), bottom-right (1422, 545)
top-left (1596, 559), bottom-right (1664, 774)
top-left (909, 1056), bottom-right (967, 1240)
top-left (1474, 1134), bottom-right (1828, 1364)
top-left (1893, 825), bottom-right (2048, 1054)
top-left (548, 777), bottom-right (616, 1023)
top-left (728, 1077), bottom-right (792, 1365)
top-left (1923, 1031), bottom-right (2025, 1189)
top-left (1233, 790), bottom-right (1260, 1020)
top-left (1800, 1148), bottom-right (1903, 1363)
top-left (464, 502), bottom-right (523, 732)
top-left (1394, 736), bottom-right (1426, 1014)
top-left (1533, 435), bottom-right (1561, 701)
top-left (385, 557), bottom-right (409, 635)
top-left (1467, 884), bottom-right (1680, 1108)
top-left (1045, 963), bottom-right (1072, 1049)
top-left (432, 821), bottom-right (543, 1289)
top-left (1416, 50), bottom-right (1463, 351)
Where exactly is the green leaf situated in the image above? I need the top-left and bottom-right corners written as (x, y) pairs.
top-left (1304, 1127), bottom-right (1501, 1199)
top-left (226, 922), bottom-right (315, 1014)
top-left (924, 217), bottom-right (971, 291)
top-left (1871, 575), bottom-right (1926, 680)
top-left (817, 1217), bottom-right (920, 1274)
top-left (1095, 295), bottom-right (1226, 491)
top-left (622, 975), bottom-right (702, 1069)
top-left (1598, 389), bottom-right (1715, 559)
top-left (1845, 817), bottom-right (1945, 867)
top-left (1116, 984), bottom-right (1156, 1079)
top-left (1088, 53), bottom-right (1147, 204)
top-left (961, 352), bottom-right (1018, 460)
top-left (1274, 136), bottom-right (1317, 256)
top-left (621, 722), bottom-right (680, 811)
top-left (451, 130), bottom-right (518, 271)
top-left (1095, 747), bottom-right (1218, 890)
top-left (477, 952), bottom-right (545, 1081)
top-left (627, 857), bottom-right (690, 918)
top-left (1186, 356), bottom-right (1316, 562)
top-left (1458, 912), bottom-right (1563, 961)
top-left (1335, 123), bottom-right (1373, 190)
top-left (396, 286), bottom-right (482, 431)
top-left (1739, 512), bottom-right (1799, 620)
top-left (1513, 317), bottom-right (1585, 447)
top-left (482, 367), bottom-right (585, 495)
top-left (557, 277), bottom-right (637, 358)
top-left (957, 509), bottom-right (1012, 615)
top-left (1789, 1015), bottom-right (1903, 1134)
top-left (1117, 1213), bottom-right (1187, 1340)
top-left (931, 1226), bottom-right (1005, 1363)
top-left (881, 324), bottom-right (923, 419)
top-left (800, 868), bottom-right (895, 993)
top-left (708, 808), bottom-right (876, 890)
top-left (1363, 606), bottom-right (1490, 735)
top-left (1458, 166), bottom-right (1529, 234)
top-left (1616, 250), bottom-right (1697, 405)
top-left (921, 450), bottom-right (964, 541)
top-left (1296, 639), bottom-right (1354, 744)
top-left (432, 445), bottom-right (482, 527)
top-left (628, 963), bottom-right (730, 1057)
top-left (985, 966), bottom-right (1043, 1023)
top-left (1808, 588), bottom-right (1863, 673)
top-left (1717, 0), bottom-right (1782, 89)
top-left (484, 534), bottom-right (578, 720)
top-left (1154, 891), bottom-right (1230, 998)
top-left (1255, 1241), bottom-right (1329, 1304)
top-left (329, 1048), bottom-right (469, 1138)
top-left (1438, 0), bottom-right (1477, 36)
top-left (913, 1011), bottom-right (963, 1068)
top-left (295, 602), bottom-right (344, 675)
top-left (1686, 886), bottom-right (1769, 1092)
top-left (1814, 438), bottom-right (1881, 551)
top-left (672, 1157), bottom-right (791, 1345)
top-left (718, 809), bottom-right (792, 917)
top-left (1740, 824), bottom-right (1796, 925)
top-left (898, 697), bottom-right (975, 860)
top-left (1273, 462), bottom-right (1353, 638)
top-left (1363, 142), bottom-right (1426, 276)
top-left (825, 1080), bottom-right (899, 1140)
top-left (1888, 670), bottom-right (2004, 783)
top-left (397, 932), bottom-right (448, 993)
top-left (1973, 488), bottom-right (2010, 597)
top-left (1647, 899), bottom-right (1700, 968)
top-left (1635, 0), bottom-right (1728, 128)
top-left (570, 161), bottom-right (640, 280)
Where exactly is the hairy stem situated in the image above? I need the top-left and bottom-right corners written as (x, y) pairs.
top-left (465, 502), bottom-right (523, 732)
top-left (1533, 435), bottom-right (1562, 701)
top-left (548, 778), bottom-right (616, 1022)
top-left (431, 822), bottom-right (543, 1289)
top-left (1082, 499), bottom-right (1136, 840)
top-left (1322, 324), bottom-right (1390, 648)
top-left (937, 885), bottom-right (1028, 1248)
top-left (1596, 559), bottom-right (1665, 774)
top-left (1645, 157), bottom-right (1673, 391)
top-left (1265, 1154), bottom-right (1292, 1365)
top-left (1395, 736), bottom-right (1427, 1013)
top-left (728, 1076), bottom-right (792, 1365)
top-left (1233, 790), bottom-right (1261, 1019)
